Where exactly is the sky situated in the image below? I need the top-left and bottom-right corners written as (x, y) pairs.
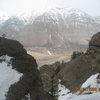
top-left (0, 0), bottom-right (100, 16)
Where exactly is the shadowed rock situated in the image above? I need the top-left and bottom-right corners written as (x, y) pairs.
top-left (0, 37), bottom-right (27, 57)
top-left (0, 37), bottom-right (55, 100)
top-left (58, 32), bottom-right (100, 91)
top-left (89, 32), bottom-right (100, 47)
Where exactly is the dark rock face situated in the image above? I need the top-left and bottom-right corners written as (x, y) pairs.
top-left (40, 62), bottom-right (67, 96)
top-left (58, 32), bottom-right (100, 91)
top-left (0, 37), bottom-right (55, 100)
top-left (0, 37), bottom-right (27, 57)
top-left (89, 32), bottom-right (100, 47)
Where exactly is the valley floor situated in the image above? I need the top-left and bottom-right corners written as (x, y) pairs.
top-left (27, 47), bottom-right (72, 67)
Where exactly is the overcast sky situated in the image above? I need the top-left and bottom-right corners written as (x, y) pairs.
top-left (0, 0), bottom-right (99, 16)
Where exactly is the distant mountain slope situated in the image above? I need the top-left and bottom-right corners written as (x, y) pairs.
top-left (0, 8), bottom-right (100, 50)
top-left (0, 17), bottom-right (25, 39)
top-left (18, 8), bottom-right (100, 50)
top-left (0, 12), bottom-right (9, 25)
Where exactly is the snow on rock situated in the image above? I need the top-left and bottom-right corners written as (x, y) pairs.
top-left (81, 73), bottom-right (99, 88)
top-left (69, 92), bottom-right (100, 100)
top-left (26, 93), bottom-right (31, 100)
top-left (56, 80), bottom-right (72, 100)
top-left (68, 73), bottom-right (100, 100)
top-left (22, 93), bottom-right (31, 100)
top-left (56, 74), bottom-right (100, 100)
top-left (0, 55), bottom-right (12, 63)
top-left (0, 55), bottom-right (23, 100)
top-left (80, 73), bottom-right (100, 94)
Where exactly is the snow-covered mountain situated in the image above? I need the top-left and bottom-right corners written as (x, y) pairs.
top-left (0, 8), bottom-right (100, 50)
top-left (17, 8), bottom-right (100, 50)
top-left (0, 16), bottom-right (25, 38)
top-left (0, 13), bottom-right (8, 29)
top-left (0, 12), bottom-right (39, 39)
top-left (95, 16), bottom-right (100, 24)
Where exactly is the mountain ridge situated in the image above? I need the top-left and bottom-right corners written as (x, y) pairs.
top-left (0, 8), bottom-right (100, 51)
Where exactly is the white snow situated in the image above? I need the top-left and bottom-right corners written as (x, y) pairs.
top-left (68, 73), bottom-right (100, 100)
top-left (44, 8), bottom-right (88, 20)
top-left (47, 50), bottom-right (52, 56)
top-left (81, 73), bottom-right (99, 88)
top-left (0, 55), bottom-right (12, 63)
top-left (56, 80), bottom-right (71, 100)
top-left (0, 55), bottom-right (23, 100)
top-left (27, 93), bottom-right (31, 100)
top-left (57, 73), bottom-right (100, 100)
top-left (22, 93), bottom-right (31, 100)
top-left (80, 73), bottom-right (100, 94)
top-left (69, 92), bottom-right (100, 100)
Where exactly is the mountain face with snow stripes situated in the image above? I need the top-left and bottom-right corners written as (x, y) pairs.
top-left (0, 8), bottom-right (100, 50)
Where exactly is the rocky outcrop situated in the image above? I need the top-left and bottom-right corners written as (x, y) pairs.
top-left (40, 61), bottom-right (67, 96)
top-left (89, 32), bottom-right (100, 46)
top-left (40, 32), bottom-right (100, 96)
top-left (0, 37), bottom-right (55, 100)
top-left (58, 32), bottom-right (100, 91)
top-left (0, 37), bottom-right (27, 56)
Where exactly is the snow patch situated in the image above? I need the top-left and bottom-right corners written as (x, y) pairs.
top-left (0, 55), bottom-right (12, 63)
top-left (0, 55), bottom-right (23, 100)
top-left (56, 74), bottom-right (100, 100)
top-left (82, 73), bottom-right (99, 88)
top-left (56, 80), bottom-right (71, 100)
top-left (69, 92), bottom-right (100, 100)
top-left (22, 93), bottom-right (31, 100)
top-left (27, 93), bottom-right (31, 100)
top-left (47, 50), bottom-right (52, 56)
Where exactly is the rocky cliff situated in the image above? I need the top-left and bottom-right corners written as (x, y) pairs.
top-left (0, 37), bottom-right (55, 100)
top-left (58, 32), bottom-right (100, 91)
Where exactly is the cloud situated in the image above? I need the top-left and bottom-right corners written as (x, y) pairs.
top-left (0, 0), bottom-right (100, 16)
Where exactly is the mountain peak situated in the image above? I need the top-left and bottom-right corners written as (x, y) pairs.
top-left (39, 7), bottom-right (90, 19)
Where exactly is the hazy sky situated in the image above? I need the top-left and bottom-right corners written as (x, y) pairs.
top-left (0, 0), bottom-right (100, 16)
